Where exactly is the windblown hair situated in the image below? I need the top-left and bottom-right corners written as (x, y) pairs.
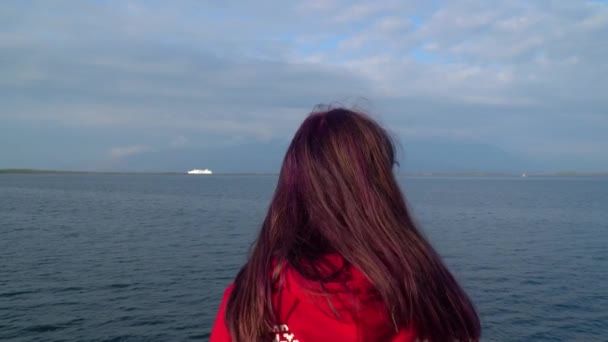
top-left (225, 107), bottom-right (481, 341)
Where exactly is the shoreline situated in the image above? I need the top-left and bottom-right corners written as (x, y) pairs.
top-left (1, 169), bottom-right (607, 177)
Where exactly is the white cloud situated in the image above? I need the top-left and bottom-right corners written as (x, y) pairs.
top-left (1, 0), bottom-right (607, 169)
top-left (170, 136), bottom-right (188, 148)
top-left (108, 145), bottom-right (152, 158)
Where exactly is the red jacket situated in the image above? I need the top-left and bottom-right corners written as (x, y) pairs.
top-left (210, 255), bottom-right (416, 342)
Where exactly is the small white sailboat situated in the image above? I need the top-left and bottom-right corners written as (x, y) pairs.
top-left (521, 172), bottom-right (527, 178)
top-left (187, 169), bottom-right (213, 175)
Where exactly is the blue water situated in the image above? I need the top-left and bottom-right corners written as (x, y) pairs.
top-left (1, 174), bottom-right (607, 341)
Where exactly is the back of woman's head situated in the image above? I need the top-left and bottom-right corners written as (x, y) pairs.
top-left (226, 107), bottom-right (481, 341)
top-left (273, 108), bottom-right (402, 257)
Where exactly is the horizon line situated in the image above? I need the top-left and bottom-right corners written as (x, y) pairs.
top-left (1, 168), bottom-right (608, 177)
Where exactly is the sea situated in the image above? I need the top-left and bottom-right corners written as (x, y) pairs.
top-left (1, 174), bottom-right (607, 341)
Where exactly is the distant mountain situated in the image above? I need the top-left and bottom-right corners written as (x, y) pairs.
top-left (113, 140), bottom-right (290, 173)
top-left (111, 139), bottom-right (537, 174)
top-left (398, 140), bottom-right (536, 173)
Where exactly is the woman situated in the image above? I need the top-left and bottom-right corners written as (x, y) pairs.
top-left (210, 108), bottom-right (480, 341)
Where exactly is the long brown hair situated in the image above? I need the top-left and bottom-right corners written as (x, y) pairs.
top-left (225, 107), bottom-right (481, 341)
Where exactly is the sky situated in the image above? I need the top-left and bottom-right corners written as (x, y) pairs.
top-left (1, 0), bottom-right (607, 173)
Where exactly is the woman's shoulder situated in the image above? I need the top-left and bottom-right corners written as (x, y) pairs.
top-left (209, 283), bottom-right (234, 342)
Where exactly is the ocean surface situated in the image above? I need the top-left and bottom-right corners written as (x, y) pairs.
top-left (1, 174), bottom-right (607, 341)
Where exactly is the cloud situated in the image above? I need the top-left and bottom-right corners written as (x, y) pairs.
top-left (108, 145), bottom-right (152, 159)
top-left (170, 136), bottom-right (188, 148)
top-left (1, 0), bottom-right (607, 171)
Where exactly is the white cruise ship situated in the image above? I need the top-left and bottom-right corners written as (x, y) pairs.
top-left (187, 169), bottom-right (213, 175)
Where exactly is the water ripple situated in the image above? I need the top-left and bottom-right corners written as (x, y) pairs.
top-left (1, 174), bottom-right (607, 341)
